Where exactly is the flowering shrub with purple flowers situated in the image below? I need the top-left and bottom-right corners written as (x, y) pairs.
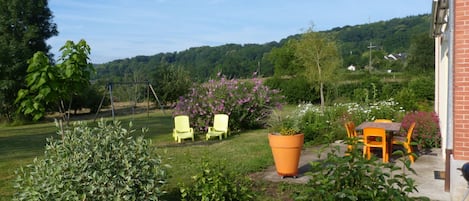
top-left (401, 111), bottom-right (441, 149)
top-left (174, 73), bottom-right (284, 133)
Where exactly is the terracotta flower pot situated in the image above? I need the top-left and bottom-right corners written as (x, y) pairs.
top-left (268, 133), bottom-right (304, 177)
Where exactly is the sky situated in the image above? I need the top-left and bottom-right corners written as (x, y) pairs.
top-left (47, 0), bottom-right (432, 64)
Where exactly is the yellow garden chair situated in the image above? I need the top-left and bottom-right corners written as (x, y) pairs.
top-left (173, 115), bottom-right (194, 143)
top-left (206, 114), bottom-right (229, 140)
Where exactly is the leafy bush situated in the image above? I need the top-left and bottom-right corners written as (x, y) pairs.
top-left (266, 110), bottom-right (302, 136)
top-left (335, 99), bottom-right (405, 124)
top-left (408, 76), bottom-right (434, 101)
top-left (264, 76), bottom-right (318, 104)
top-left (395, 88), bottom-right (418, 111)
top-left (295, 143), bottom-right (429, 201)
top-left (297, 105), bottom-right (334, 143)
top-left (174, 73), bottom-right (284, 133)
top-left (14, 120), bottom-right (167, 201)
top-left (401, 111), bottom-right (441, 149)
top-left (292, 100), bottom-right (405, 144)
top-left (179, 161), bottom-right (254, 201)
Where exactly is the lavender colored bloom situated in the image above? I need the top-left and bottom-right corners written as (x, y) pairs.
top-left (173, 72), bottom-right (284, 132)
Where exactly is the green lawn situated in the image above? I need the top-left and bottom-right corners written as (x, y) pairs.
top-left (0, 110), bottom-right (284, 200)
top-left (0, 121), bottom-right (57, 200)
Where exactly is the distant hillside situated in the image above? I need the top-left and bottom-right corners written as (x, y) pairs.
top-left (94, 14), bottom-right (431, 83)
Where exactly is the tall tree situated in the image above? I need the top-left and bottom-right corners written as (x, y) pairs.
top-left (294, 29), bottom-right (341, 110)
top-left (152, 64), bottom-right (192, 105)
top-left (0, 0), bottom-right (58, 121)
top-left (406, 33), bottom-right (435, 74)
top-left (56, 40), bottom-right (94, 122)
top-left (268, 39), bottom-right (301, 77)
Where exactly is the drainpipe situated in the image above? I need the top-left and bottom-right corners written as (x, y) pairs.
top-left (445, 0), bottom-right (454, 192)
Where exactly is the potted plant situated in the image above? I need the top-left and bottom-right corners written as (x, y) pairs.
top-left (267, 111), bottom-right (304, 178)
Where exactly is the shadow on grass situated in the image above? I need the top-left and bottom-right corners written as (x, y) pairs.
top-left (0, 133), bottom-right (53, 161)
top-left (0, 123), bottom-right (57, 163)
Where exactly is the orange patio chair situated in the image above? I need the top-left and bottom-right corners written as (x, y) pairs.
top-left (344, 121), bottom-right (363, 153)
top-left (363, 127), bottom-right (388, 163)
top-left (374, 119), bottom-right (392, 123)
top-left (392, 122), bottom-right (416, 163)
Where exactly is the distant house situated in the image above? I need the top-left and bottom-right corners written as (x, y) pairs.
top-left (347, 65), bottom-right (356, 71)
top-left (383, 53), bottom-right (406, 61)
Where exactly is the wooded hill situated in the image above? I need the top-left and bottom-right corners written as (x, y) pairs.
top-left (93, 14), bottom-right (431, 83)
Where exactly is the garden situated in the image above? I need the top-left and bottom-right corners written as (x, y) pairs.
top-left (0, 75), bottom-right (440, 200)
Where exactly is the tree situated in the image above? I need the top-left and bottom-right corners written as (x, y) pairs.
top-left (16, 40), bottom-right (94, 122)
top-left (56, 40), bottom-right (94, 121)
top-left (294, 29), bottom-right (342, 110)
top-left (15, 52), bottom-right (60, 121)
top-left (406, 33), bottom-right (435, 74)
top-left (152, 64), bottom-right (192, 105)
top-left (268, 39), bottom-right (301, 77)
top-left (0, 0), bottom-right (58, 121)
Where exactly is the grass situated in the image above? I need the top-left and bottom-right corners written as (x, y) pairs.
top-left (0, 109), bottom-right (290, 200)
top-left (0, 121), bottom-right (57, 200)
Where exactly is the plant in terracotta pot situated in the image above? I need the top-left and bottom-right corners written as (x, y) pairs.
top-left (267, 111), bottom-right (304, 178)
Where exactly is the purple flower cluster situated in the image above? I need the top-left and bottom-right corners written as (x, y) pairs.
top-left (174, 73), bottom-right (284, 133)
top-left (401, 111), bottom-right (441, 148)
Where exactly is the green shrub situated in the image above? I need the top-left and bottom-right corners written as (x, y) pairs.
top-left (179, 161), bottom-right (254, 201)
top-left (337, 100), bottom-right (405, 124)
top-left (264, 76), bottom-right (318, 104)
top-left (352, 88), bottom-right (370, 103)
top-left (14, 120), bottom-right (167, 201)
top-left (408, 76), bottom-right (434, 101)
top-left (293, 100), bottom-right (405, 144)
top-left (381, 82), bottom-right (403, 100)
top-left (395, 88), bottom-right (418, 111)
top-left (300, 108), bottom-right (334, 143)
top-left (295, 143), bottom-right (429, 201)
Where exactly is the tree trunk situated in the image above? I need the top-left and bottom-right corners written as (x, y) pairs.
top-left (320, 81), bottom-right (325, 111)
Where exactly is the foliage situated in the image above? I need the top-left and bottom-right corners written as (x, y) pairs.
top-left (337, 100), bottom-right (406, 124)
top-left (152, 65), bottom-right (192, 105)
top-left (395, 88), bottom-right (418, 112)
top-left (406, 33), bottom-right (435, 74)
top-left (294, 143), bottom-right (429, 201)
top-left (93, 15), bottom-right (430, 83)
top-left (95, 43), bottom-right (278, 83)
top-left (268, 39), bottom-right (301, 77)
top-left (291, 100), bottom-right (405, 144)
top-left (401, 111), bottom-right (441, 149)
top-left (15, 40), bottom-right (94, 121)
top-left (57, 40), bottom-right (94, 95)
top-left (173, 73), bottom-right (284, 133)
top-left (69, 84), bottom-right (104, 113)
top-left (0, 0), bottom-right (58, 121)
top-left (13, 120), bottom-right (167, 201)
top-left (408, 75), bottom-right (434, 101)
top-left (15, 52), bottom-right (60, 121)
top-left (263, 76), bottom-right (318, 104)
top-left (266, 110), bottom-right (301, 136)
top-left (294, 28), bottom-right (342, 109)
top-left (334, 14), bottom-right (431, 69)
top-left (179, 161), bottom-right (254, 201)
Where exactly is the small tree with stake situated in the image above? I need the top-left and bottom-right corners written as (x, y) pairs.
top-left (15, 39), bottom-right (94, 123)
